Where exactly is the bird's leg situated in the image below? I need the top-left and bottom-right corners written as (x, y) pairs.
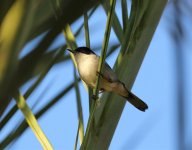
top-left (118, 80), bottom-right (127, 90)
top-left (96, 71), bottom-right (104, 78)
top-left (92, 94), bottom-right (98, 100)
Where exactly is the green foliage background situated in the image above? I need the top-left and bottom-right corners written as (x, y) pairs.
top-left (0, 0), bottom-right (167, 149)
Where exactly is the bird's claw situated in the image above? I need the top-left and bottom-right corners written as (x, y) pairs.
top-left (96, 71), bottom-right (103, 78)
top-left (92, 94), bottom-right (98, 100)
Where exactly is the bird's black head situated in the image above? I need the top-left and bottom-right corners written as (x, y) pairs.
top-left (74, 47), bottom-right (95, 55)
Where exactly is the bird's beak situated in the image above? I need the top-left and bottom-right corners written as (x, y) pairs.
top-left (66, 48), bottom-right (75, 53)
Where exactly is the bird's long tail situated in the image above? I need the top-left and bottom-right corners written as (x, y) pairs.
top-left (114, 81), bottom-right (148, 112)
top-left (125, 91), bottom-right (148, 112)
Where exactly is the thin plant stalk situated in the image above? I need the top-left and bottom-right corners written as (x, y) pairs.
top-left (84, 12), bottom-right (93, 112)
top-left (121, 0), bottom-right (129, 32)
top-left (74, 120), bottom-right (80, 150)
top-left (80, 0), bottom-right (116, 149)
top-left (63, 24), bottom-right (84, 144)
top-left (74, 67), bottom-right (84, 144)
top-left (13, 91), bottom-right (53, 150)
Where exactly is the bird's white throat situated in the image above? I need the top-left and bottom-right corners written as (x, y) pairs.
top-left (75, 53), bottom-right (99, 88)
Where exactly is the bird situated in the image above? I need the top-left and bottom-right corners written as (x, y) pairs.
top-left (66, 47), bottom-right (148, 112)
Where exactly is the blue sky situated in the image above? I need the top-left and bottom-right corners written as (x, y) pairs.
top-left (1, 1), bottom-right (191, 150)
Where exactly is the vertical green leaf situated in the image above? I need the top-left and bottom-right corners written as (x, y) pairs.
top-left (94, 0), bottom-right (116, 99)
top-left (121, 0), bottom-right (129, 32)
top-left (84, 12), bottom-right (93, 112)
top-left (102, 1), bottom-right (123, 43)
top-left (84, 12), bottom-right (90, 48)
top-left (86, 1), bottom-right (168, 149)
top-left (80, 0), bottom-right (116, 149)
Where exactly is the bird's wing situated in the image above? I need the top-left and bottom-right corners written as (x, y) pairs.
top-left (102, 62), bottom-right (118, 82)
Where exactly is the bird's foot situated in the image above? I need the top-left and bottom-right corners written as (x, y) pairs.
top-left (96, 71), bottom-right (104, 78)
top-left (92, 94), bottom-right (98, 100)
